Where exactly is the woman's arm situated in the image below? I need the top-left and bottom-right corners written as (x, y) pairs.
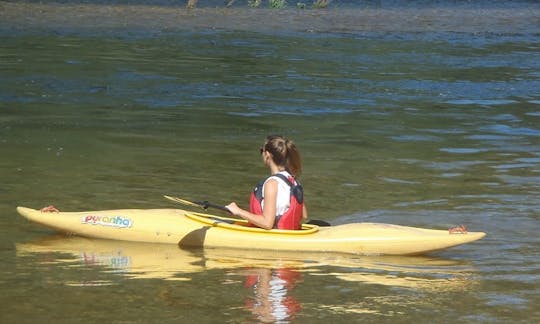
top-left (226, 179), bottom-right (278, 230)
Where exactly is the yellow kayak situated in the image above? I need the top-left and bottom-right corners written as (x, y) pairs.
top-left (16, 206), bottom-right (486, 255)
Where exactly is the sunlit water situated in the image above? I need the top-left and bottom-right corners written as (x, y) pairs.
top-left (1, 1), bottom-right (539, 323)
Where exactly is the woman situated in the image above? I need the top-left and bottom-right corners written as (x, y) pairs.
top-left (226, 135), bottom-right (308, 230)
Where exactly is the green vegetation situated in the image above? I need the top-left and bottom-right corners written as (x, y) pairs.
top-left (187, 0), bottom-right (331, 9)
top-left (269, 0), bottom-right (286, 8)
top-left (313, 0), bottom-right (330, 8)
top-left (248, 0), bottom-right (261, 7)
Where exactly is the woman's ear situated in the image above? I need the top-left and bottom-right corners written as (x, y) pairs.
top-left (263, 151), bottom-right (272, 164)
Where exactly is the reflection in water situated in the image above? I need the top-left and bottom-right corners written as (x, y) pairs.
top-left (14, 235), bottom-right (484, 320)
top-left (240, 268), bottom-right (302, 323)
top-left (16, 235), bottom-right (479, 289)
top-left (15, 235), bottom-right (483, 319)
top-left (318, 270), bottom-right (472, 291)
top-left (80, 250), bottom-right (132, 273)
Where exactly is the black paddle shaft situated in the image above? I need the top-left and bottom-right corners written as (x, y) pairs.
top-left (197, 201), bottom-right (231, 213)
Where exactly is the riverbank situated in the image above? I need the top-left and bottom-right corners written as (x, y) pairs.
top-left (1, 1), bottom-right (539, 35)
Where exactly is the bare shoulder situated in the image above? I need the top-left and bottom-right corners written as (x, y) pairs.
top-left (263, 178), bottom-right (279, 192)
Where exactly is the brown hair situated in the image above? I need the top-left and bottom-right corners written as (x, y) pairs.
top-left (262, 135), bottom-right (302, 177)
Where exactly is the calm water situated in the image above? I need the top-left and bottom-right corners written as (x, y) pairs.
top-left (1, 1), bottom-right (539, 323)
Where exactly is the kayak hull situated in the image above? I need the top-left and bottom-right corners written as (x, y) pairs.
top-left (16, 207), bottom-right (486, 255)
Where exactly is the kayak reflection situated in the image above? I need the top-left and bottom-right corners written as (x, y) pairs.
top-left (16, 235), bottom-right (478, 291)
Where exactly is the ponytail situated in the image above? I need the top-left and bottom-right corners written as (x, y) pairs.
top-left (262, 135), bottom-right (303, 177)
top-left (285, 139), bottom-right (302, 177)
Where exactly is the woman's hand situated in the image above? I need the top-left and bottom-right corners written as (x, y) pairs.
top-left (225, 202), bottom-right (242, 216)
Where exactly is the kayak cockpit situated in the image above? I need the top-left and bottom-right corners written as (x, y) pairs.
top-left (185, 212), bottom-right (319, 234)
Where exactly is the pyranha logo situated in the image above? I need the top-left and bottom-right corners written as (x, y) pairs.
top-left (81, 215), bottom-right (134, 228)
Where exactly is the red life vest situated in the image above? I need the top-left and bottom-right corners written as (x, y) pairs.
top-left (249, 173), bottom-right (304, 230)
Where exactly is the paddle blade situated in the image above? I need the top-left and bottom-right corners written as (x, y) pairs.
top-left (306, 219), bottom-right (331, 227)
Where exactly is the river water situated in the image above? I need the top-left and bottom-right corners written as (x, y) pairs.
top-left (1, 1), bottom-right (539, 322)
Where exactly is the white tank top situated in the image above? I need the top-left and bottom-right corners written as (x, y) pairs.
top-left (261, 171), bottom-right (292, 216)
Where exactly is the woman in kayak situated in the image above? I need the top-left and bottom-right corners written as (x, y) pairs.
top-left (226, 135), bottom-right (308, 230)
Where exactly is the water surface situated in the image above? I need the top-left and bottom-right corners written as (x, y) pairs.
top-left (1, 1), bottom-right (539, 323)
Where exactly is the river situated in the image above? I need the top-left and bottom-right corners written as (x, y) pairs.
top-left (1, 0), bottom-right (539, 322)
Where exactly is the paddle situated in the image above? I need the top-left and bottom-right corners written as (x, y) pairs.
top-left (164, 195), bottom-right (231, 213)
top-left (163, 195), bottom-right (331, 226)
